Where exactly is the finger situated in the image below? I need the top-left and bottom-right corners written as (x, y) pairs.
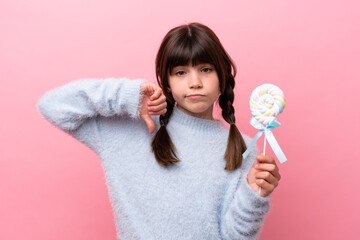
top-left (255, 163), bottom-right (281, 180)
top-left (255, 163), bottom-right (276, 172)
top-left (148, 95), bottom-right (166, 106)
top-left (150, 88), bottom-right (163, 100)
top-left (256, 154), bottom-right (276, 163)
top-left (141, 114), bottom-right (155, 134)
top-left (148, 102), bottom-right (167, 112)
top-left (256, 178), bottom-right (276, 195)
top-left (149, 108), bottom-right (167, 116)
top-left (255, 171), bottom-right (279, 187)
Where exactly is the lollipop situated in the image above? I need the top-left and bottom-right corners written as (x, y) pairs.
top-left (250, 84), bottom-right (285, 125)
top-left (242, 84), bottom-right (287, 195)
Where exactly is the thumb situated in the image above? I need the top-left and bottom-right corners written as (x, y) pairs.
top-left (141, 113), bottom-right (155, 134)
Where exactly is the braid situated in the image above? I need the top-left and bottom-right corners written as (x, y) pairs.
top-left (219, 73), bottom-right (236, 124)
top-left (159, 99), bottom-right (174, 126)
top-left (219, 73), bottom-right (247, 171)
top-left (151, 99), bottom-right (180, 167)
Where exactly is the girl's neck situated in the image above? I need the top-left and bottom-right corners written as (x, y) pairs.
top-left (175, 104), bottom-right (214, 120)
top-left (167, 106), bottom-right (226, 138)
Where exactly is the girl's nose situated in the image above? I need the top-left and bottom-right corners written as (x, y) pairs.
top-left (189, 74), bottom-right (203, 89)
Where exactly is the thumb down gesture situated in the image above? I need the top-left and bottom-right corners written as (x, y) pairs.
top-left (140, 81), bottom-right (167, 134)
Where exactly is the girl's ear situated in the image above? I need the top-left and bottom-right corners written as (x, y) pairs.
top-left (167, 87), bottom-right (171, 93)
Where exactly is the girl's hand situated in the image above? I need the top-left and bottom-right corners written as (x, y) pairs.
top-left (247, 154), bottom-right (281, 197)
top-left (140, 81), bottom-right (167, 134)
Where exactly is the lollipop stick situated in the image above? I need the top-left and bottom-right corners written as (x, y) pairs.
top-left (263, 133), bottom-right (267, 154)
top-left (259, 134), bottom-right (267, 196)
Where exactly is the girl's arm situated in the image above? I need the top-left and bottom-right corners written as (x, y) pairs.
top-left (37, 77), bottom-right (145, 153)
top-left (220, 145), bottom-right (271, 240)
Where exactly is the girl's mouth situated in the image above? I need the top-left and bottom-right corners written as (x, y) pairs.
top-left (187, 94), bottom-right (204, 100)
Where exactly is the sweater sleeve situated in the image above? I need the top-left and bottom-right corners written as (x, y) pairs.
top-left (220, 145), bottom-right (271, 240)
top-left (36, 77), bottom-right (145, 153)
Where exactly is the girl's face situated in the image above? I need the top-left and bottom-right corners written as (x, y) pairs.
top-left (168, 62), bottom-right (220, 120)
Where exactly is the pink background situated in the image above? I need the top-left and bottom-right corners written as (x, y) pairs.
top-left (1, 0), bottom-right (359, 239)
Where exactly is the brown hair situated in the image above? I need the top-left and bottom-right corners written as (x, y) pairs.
top-left (151, 22), bottom-right (247, 171)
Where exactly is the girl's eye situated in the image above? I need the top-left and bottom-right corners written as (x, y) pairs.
top-left (202, 67), bottom-right (212, 72)
top-left (175, 71), bottom-right (185, 76)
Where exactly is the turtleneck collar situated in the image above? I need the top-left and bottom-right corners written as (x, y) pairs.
top-left (166, 106), bottom-right (228, 137)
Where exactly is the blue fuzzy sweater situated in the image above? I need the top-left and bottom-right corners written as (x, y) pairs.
top-left (37, 77), bottom-right (271, 240)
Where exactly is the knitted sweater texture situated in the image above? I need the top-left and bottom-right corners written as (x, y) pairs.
top-left (37, 77), bottom-right (271, 240)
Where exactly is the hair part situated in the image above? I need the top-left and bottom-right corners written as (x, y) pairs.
top-left (152, 22), bottom-right (247, 170)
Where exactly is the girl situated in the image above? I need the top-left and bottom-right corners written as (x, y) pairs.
top-left (37, 22), bottom-right (281, 240)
